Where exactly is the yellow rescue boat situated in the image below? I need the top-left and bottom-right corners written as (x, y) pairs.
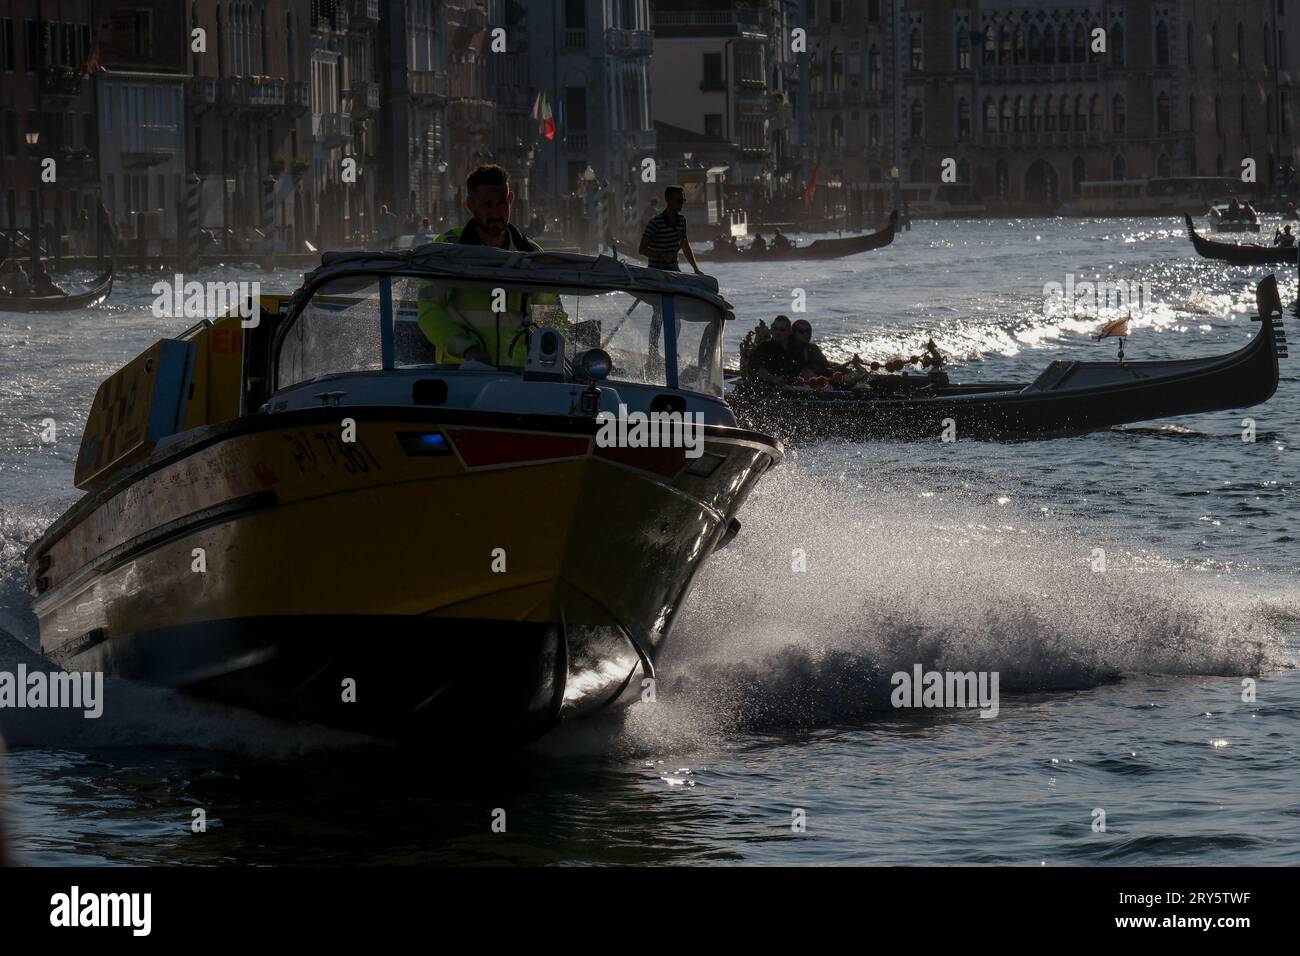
top-left (26, 246), bottom-right (782, 745)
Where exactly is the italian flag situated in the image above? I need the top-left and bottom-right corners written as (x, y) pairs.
top-left (532, 91), bottom-right (555, 141)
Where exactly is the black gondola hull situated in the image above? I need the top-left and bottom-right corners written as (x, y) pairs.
top-left (730, 277), bottom-right (1286, 442)
top-left (0, 270), bottom-right (113, 312)
top-left (1185, 215), bottom-right (1299, 266)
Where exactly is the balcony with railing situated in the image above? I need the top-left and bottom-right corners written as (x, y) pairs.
top-left (40, 66), bottom-right (83, 99)
top-left (409, 70), bottom-right (448, 102)
top-left (564, 28), bottom-right (586, 49)
top-left (287, 80), bottom-right (310, 114)
top-left (187, 75), bottom-right (217, 112)
top-left (314, 112), bottom-right (353, 145)
top-left (605, 28), bottom-right (652, 55)
top-left (564, 131), bottom-right (589, 151)
top-left (221, 76), bottom-right (287, 112)
top-left (121, 125), bottom-right (180, 166)
top-left (349, 0), bottom-right (380, 26)
top-left (653, 8), bottom-right (764, 37)
top-left (978, 128), bottom-right (1106, 147)
top-left (347, 81), bottom-right (381, 116)
top-left (975, 63), bottom-right (1103, 84)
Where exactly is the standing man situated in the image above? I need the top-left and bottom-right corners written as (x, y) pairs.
top-left (639, 185), bottom-right (702, 273)
top-left (377, 204), bottom-right (398, 248)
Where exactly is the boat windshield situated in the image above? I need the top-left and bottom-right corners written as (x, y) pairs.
top-left (275, 273), bottom-right (727, 397)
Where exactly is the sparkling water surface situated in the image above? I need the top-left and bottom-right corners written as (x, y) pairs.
top-left (1, 217), bottom-right (1297, 865)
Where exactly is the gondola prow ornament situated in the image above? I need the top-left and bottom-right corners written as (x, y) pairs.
top-left (1093, 314), bottom-right (1132, 364)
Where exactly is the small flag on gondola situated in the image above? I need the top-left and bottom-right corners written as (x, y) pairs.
top-left (1092, 315), bottom-right (1131, 340)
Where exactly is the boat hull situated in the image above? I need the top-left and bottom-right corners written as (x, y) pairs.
top-left (730, 278), bottom-right (1285, 442)
top-left (1186, 215), bottom-right (1299, 265)
top-left (696, 212), bottom-right (897, 262)
top-left (28, 408), bottom-right (779, 743)
top-left (0, 270), bottom-right (113, 312)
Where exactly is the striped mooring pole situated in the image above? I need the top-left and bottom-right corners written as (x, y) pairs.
top-left (262, 175), bottom-right (276, 247)
top-left (185, 172), bottom-right (200, 269)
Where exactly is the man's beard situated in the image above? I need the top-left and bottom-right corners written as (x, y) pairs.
top-left (477, 216), bottom-right (507, 236)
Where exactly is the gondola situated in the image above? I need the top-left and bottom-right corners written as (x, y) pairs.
top-left (0, 269), bottom-right (113, 312)
top-left (696, 211), bottom-right (898, 262)
top-left (727, 275), bottom-right (1287, 442)
top-left (1185, 214), bottom-right (1299, 265)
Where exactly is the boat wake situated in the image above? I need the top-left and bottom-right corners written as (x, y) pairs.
top-left (542, 455), bottom-right (1297, 756)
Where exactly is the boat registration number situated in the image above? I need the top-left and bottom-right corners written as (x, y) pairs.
top-left (282, 430), bottom-right (383, 476)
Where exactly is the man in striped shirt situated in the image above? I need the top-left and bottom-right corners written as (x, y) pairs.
top-left (638, 185), bottom-right (703, 273)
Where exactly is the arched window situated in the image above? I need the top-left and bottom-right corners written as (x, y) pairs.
top-left (1013, 26), bottom-right (1026, 63)
top-left (867, 46), bottom-right (881, 90)
top-left (983, 97), bottom-right (997, 132)
top-left (1157, 154), bottom-right (1171, 177)
top-left (983, 26), bottom-right (996, 66)
top-left (1236, 22), bottom-right (1244, 65)
top-left (1158, 92), bottom-right (1170, 132)
top-left (957, 98), bottom-right (971, 139)
top-left (1029, 95), bottom-right (1040, 131)
top-left (1058, 24), bottom-right (1071, 63)
top-left (910, 100), bottom-right (924, 138)
top-left (810, 52), bottom-right (823, 94)
top-left (1215, 154), bottom-right (1224, 177)
top-left (1028, 26), bottom-right (1041, 65)
top-left (1112, 154), bottom-right (1126, 180)
top-left (910, 29), bottom-right (923, 70)
top-left (1058, 95), bottom-right (1071, 131)
top-left (999, 26), bottom-right (1012, 65)
top-left (1112, 22), bottom-right (1125, 66)
top-left (999, 95), bottom-right (1011, 132)
top-left (1042, 25), bottom-right (1056, 63)
top-left (1044, 95), bottom-right (1056, 131)
top-left (831, 115), bottom-right (844, 147)
top-left (957, 158), bottom-right (971, 184)
top-left (909, 157), bottom-right (923, 182)
top-left (1090, 94), bottom-right (1102, 130)
top-left (831, 47), bottom-right (843, 90)
top-left (1075, 94), bottom-right (1086, 131)
top-left (1015, 95), bottom-right (1026, 132)
top-left (1112, 94), bottom-right (1126, 133)
top-left (1074, 22), bottom-right (1087, 61)
top-left (868, 114), bottom-right (881, 147)
top-left (1072, 156), bottom-right (1086, 196)
top-left (1156, 21), bottom-right (1169, 65)
top-left (957, 28), bottom-right (971, 70)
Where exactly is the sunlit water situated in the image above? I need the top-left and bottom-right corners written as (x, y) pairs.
top-left (1, 217), bottom-right (1297, 865)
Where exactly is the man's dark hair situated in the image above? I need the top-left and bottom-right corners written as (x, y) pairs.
top-left (466, 164), bottom-right (510, 194)
top-left (664, 185), bottom-right (685, 202)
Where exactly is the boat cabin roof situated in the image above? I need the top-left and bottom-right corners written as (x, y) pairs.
top-left (295, 244), bottom-right (735, 317)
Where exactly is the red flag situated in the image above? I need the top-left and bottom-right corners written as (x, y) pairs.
top-left (539, 92), bottom-right (555, 141)
top-left (84, 40), bottom-right (101, 76)
top-left (804, 163), bottom-right (822, 205)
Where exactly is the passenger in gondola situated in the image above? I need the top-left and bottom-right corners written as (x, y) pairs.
top-left (749, 313), bottom-right (799, 385)
top-left (30, 263), bottom-right (63, 297)
top-left (750, 233), bottom-right (768, 254)
top-left (789, 319), bottom-right (835, 377)
top-left (1227, 198), bottom-right (1242, 221)
top-left (1, 262), bottom-right (31, 296)
top-left (1276, 225), bottom-right (1297, 248)
top-left (772, 229), bottom-right (792, 251)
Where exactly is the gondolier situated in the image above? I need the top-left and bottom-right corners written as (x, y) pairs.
top-left (639, 185), bottom-right (702, 274)
top-left (417, 164), bottom-right (560, 367)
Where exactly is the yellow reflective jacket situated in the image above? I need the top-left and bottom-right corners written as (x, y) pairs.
top-left (416, 221), bottom-right (562, 366)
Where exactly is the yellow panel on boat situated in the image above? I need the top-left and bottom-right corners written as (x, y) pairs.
top-left (74, 338), bottom-right (193, 490)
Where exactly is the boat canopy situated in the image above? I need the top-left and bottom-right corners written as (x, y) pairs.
top-left (272, 245), bottom-right (732, 398)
